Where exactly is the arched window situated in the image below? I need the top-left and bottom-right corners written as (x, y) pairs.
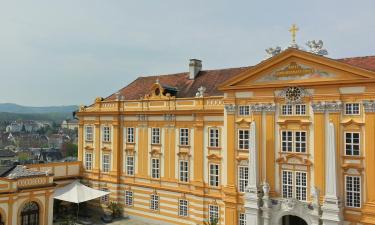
top-left (21, 202), bottom-right (39, 225)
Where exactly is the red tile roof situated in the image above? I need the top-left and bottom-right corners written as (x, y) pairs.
top-left (106, 55), bottom-right (375, 100)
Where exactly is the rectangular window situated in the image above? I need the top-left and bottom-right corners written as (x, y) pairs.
top-left (295, 131), bottom-right (307, 153)
top-left (209, 164), bottom-right (220, 187)
top-left (345, 132), bottom-right (360, 156)
top-left (179, 160), bottom-right (189, 182)
top-left (238, 129), bottom-right (250, 150)
top-left (346, 176), bottom-right (361, 208)
top-left (150, 194), bottom-right (159, 211)
top-left (239, 213), bottom-right (246, 225)
top-left (209, 128), bottom-right (220, 148)
top-left (127, 127), bottom-right (135, 143)
top-left (101, 188), bottom-right (109, 203)
top-left (125, 191), bottom-right (133, 206)
top-left (151, 158), bottom-right (160, 179)
top-left (238, 166), bottom-right (249, 193)
top-left (282, 170), bottom-right (293, 199)
top-left (345, 103), bottom-right (360, 115)
top-left (295, 172), bottom-right (307, 201)
top-left (85, 126), bottom-right (93, 141)
top-left (180, 128), bottom-right (189, 146)
top-left (151, 128), bottom-right (161, 144)
top-left (295, 104), bottom-right (306, 115)
top-left (102, 126), bottom-right (111, 142)
top-left (85, 152), bottom-right (92, 170)
top-left (126, 156), bottom-right (134, 176)
top-left (178, 199), bottom-right (188, 217)
top-left (281, 131), bottom-right (293, 152)
top-left (238, 105), bottom-right (250, 116)
top-left (102, 154), bottom-right (110, 172)
top-left (282, 104), bottom-right (293, 115)
top-left (209, 205), bottom-right (219, 224)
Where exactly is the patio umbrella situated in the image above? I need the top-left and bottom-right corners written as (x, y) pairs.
top-left (54, 180), bottom-right (110, 220)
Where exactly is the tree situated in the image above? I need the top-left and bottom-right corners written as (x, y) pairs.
top-left (61, 142), bottom-right (78, 157)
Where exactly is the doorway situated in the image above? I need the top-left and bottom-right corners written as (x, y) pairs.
top-left (281, 215), bottom-right (308, 225)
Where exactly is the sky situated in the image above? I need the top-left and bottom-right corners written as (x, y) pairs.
top-left (0, 0), bottom-right (374, 106)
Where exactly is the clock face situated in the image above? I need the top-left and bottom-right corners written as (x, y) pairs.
top-left (285, 87), bottom-right (302, 102)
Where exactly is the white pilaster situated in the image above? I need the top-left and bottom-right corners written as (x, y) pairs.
top-left (245, 121), bottom-right (262, 225)
top-left (321, 122), bottom-right (343, 225)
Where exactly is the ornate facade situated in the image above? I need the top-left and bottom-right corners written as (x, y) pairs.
top-left (77, 48), bottom-right (375, 225)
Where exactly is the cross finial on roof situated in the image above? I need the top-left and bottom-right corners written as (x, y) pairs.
top-left (289, 24), bottom-right (299, 44)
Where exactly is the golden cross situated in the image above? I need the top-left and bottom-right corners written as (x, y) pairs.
top-left (289, 24), bottom-right (299, 43)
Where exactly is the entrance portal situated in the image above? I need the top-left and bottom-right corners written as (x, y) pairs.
top-left (282, 215), bottom-right (308, 225)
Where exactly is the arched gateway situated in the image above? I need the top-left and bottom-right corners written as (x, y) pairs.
top-left (281, 215), bottom-right (308, 225)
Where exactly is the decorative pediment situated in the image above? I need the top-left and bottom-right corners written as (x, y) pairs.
top-left (341, 118), bottom-right (364, 128)
top-left (143, 79), bottom-right (177, 100)
top-left (276, 154), bottom-right (312, 166)
top-left (177, 150), bottom-right (191, 159)
top-left (150, 149), bottom-right (162, 157)
top-left (342, 163), bottom-right (364, 173)
top-left (277, 119), bottom-right (311, 130)
top-left (207, 154), bottom-right (222, 161)
top-left (219, 48), bottom-right (375, 91)
top-left (124, 148), bottom-right (136, 155)
top-left (101, 146), bottom-right (111, 151)
top-left (236, 118), bottom-right (252, 125)
top-left (255, 62), bottom-right (334, 83)
top-left (84, 146), bottom-right (94, 150)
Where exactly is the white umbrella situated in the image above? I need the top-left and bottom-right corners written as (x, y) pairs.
top-left (54, 180), bottom-right (109, 203)
top-left (54, 180), bottom-right (109, 219)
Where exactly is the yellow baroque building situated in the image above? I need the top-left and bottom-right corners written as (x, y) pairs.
top-left (77, 48), bottom-right (375, 225)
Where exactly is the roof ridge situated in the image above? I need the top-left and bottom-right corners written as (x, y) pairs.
top-left (337, 55), bottom-right (375, 60)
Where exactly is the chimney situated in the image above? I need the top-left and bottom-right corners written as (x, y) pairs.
top-left (189, 59), bottom-right (202, 80)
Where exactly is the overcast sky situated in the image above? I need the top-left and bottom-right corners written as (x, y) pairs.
top-left (0, 0), bottom-right (374, 106)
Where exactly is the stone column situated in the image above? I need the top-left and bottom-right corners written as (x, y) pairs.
top-left (245, 120), bottom-right (261, 225)
top-left (321, 121), bottom-right (343, 225)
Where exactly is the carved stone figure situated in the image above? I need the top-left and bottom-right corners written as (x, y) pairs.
top-left (306, 40), bottom-right (328, 56)
top-left (195, 86), bottom-right (206, 97)
top-left (266, 46), bottom-right (282, 57)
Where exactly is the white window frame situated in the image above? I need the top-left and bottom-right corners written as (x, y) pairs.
top-left (179, 128), bottom-right (189, 146)
top-left (179, 160), bottom-right (189, 183)
top-left (238, 105), bottom-right (250, 116)
top-left (295, 104), bottom-right (306, 115)
top-left (151, 128), bottom-right (161, 144)
top-left (281, 131), bottom-right (293, 152)
top-left (282, 170), bottom-right (307, 201)
top-left (101, 188), bottom-right (109, 203)
top-left (85, 126), bottom-right (93, 141)
top-left (209, 164), bottom-right (220, 187)
top-left (345, 175), bottom-right (361, 208)
top-left (125, 190), bottom-right (133, 206)
top-left (295, 131), bottom-right (307, 153)
top-left (282, 170), bottom-right (293, 199)
top-left (126, 155), bottom-right (134, 176)
top-left (282, 104), bottom-right (293, 115)
top-left (126, 127), bottom-right (135, 143)
top-left (345, 132), bottom-right (360, 156)
top-left (238, 129), bottom-right (250, 150)
top-left (151, 158), bottom-right (160, 179)
top-left (150, 194), bottom-right (159, 211)
top-left (178, 199), bottom-right (188, 217)
top-left (345, 103), bottom-right (360, 115)
top-left (209, 205), bottom-right (219, 224)
top-left (102, 154), bottom-right (110, 173)
top-left (295, 171), bottom-right (307, 201)
top-left (239, 213), bottom-right (246, 225)
top-left (85, 152), bottom-right (92, 170)
top-left (102, 126), bottom-right (111, 142)
top-left (209, 128), bottom-right (220, 148)
top-left (238, 166), bottom-right (249, 193)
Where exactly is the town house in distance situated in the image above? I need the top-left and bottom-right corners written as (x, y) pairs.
top-left (76, 33), bottom-right (375, 224)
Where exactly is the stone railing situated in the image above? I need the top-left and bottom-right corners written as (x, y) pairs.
top-left (80, 96), bottom-right (225, 113)
top-left (27, 161), bottom-right (81, 180)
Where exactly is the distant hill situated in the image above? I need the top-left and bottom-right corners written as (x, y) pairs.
top-left (0, 103), bottom-right (78, 114)
top-left (0, 103), bottom-right (78, 122)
